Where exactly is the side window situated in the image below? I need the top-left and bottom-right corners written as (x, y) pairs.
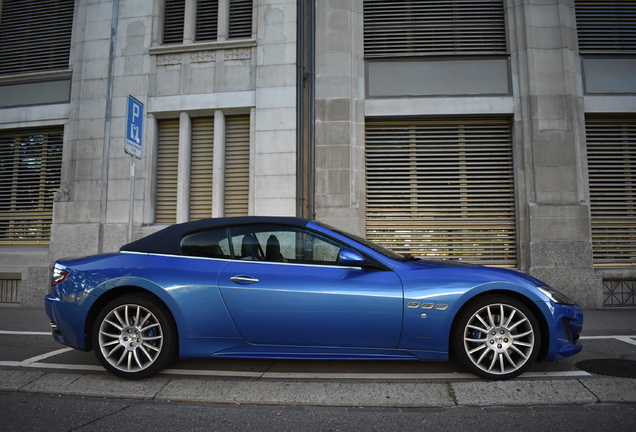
top-left (229, 225), bottom-right (346, 265)
top-left (180, 228), bottom-right (231, 258)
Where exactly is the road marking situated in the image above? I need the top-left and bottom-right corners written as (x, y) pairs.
top-left (580, 335), bottom-right (636, 346)
top-left (0, 332), bottom-right (629, 380)
top-left (0, 330), bottom-right (51, 336)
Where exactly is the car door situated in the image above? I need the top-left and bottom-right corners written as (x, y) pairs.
top-left (217, 224), bottom-right (404, 348)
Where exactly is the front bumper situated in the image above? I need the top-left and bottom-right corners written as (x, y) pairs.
top-left (543, 302), bottom-right (584, 362)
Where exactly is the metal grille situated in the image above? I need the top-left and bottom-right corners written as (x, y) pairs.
top-left (163, 0), bottom-right (186, 44)
top-left (0, 0), bottom-right (74, 76)
top-left (603, 279), bottom-right (636, 306)
top-left (0, 128), bottom-right (63, 244)
top-left (229, 0), bottom-right (253, 39)
top-left (225, 116), bottom-right (250, 217)
top-left (156, 120), bottom-right (179, 224)
top-left (575, 0), bottom-right (636, 53)
top-left (586, 118), bottom-right (636, 265)
top-left (365, 118), bottom-right (516, 266)
top-left (190, 118), bottom-right (214, 220)
top-left (196, 0), bottom-right (219, 42)
top-left (0, 277), bottom-right (20, 303)
top-left (363, 0), bottom-right (507, 58)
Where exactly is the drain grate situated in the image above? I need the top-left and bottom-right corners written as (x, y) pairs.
top-left (576, 359), bottom-right (636, 379)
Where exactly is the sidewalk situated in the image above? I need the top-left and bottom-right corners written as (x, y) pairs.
top-left (2, 369), bottom-right (636, 407)
top-left (1, 307), bottom-right (636, 408)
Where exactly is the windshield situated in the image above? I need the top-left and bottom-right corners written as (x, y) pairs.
top-left (315, 222), bottom-right (411, 262)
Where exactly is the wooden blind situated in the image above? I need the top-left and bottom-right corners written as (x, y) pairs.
top-left (229, 0), bottom-right (253, 39)
top-left (365, 118), bottom-right (516, 266)
top-left (575, 0), bottom-right (636, 53)
top-left (0, 128), bottom-right (63, 244)
top-left (156, 120), bottom-right (179, 224)
top-left (196, 0), bottom-right (219, 42)
top-left (363, 0), bottom-right (507, 58)
top-left (586, 117), bottom-right (636, 265)
top-left (225, 116), bottom-right (250, 216)
top-left (190, 118), bottom-right (214, 220)
top-left (0, 0), bottom-right (74, 75)
top-left (163, 0), bottom-right (186, 44)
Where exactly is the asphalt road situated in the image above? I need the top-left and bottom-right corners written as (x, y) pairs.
top-left (1, 308), bottom-right (636, 404)
top-left (1, 307), bottom-right (636, 431)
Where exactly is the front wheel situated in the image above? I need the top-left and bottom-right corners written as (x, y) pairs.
top-left (452, 295), bottom-right (541, 380)
top-left (93, 294), bottom-right (177, 380)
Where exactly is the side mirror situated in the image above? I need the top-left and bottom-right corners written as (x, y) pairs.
top-left (338, 249), bottom-right (366, 266)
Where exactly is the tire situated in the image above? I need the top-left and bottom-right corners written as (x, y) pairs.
top-left (92, 294), bottom-right (177, 380)
top-left (452, 294), bottom-right (541, 380)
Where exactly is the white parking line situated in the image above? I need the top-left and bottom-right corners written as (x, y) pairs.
top-left (0, 330), bottom-right (51, 336)
top-left (0, 331), bottom-right (632, 379)
top-left (580, 335), bottom-right (636, 346)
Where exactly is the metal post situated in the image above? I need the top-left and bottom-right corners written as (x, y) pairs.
top-left (128, 156), bottom-right (135, 243)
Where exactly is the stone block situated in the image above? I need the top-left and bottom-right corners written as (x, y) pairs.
top-left (254, 107), bottom-right (296, 131)
top-left (49, 223), bottom-right (100, 263)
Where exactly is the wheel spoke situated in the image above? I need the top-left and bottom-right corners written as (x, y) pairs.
top-left (508, 317), bottom-right (528, 331)
top-left (104, 318), bottom-right (123, 332)
top-left (487, 306), bottom-right (496, 328)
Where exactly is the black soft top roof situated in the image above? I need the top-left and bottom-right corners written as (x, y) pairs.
top-left (120, 216), bottom-right (311, 255)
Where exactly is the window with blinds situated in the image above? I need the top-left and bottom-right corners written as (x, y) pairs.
top-left (225, 116), bottom-right (250, 217)
top-left (575, 0), bottom-right (636, 53)
top-left (190, 118), bottom-right (214, 220)
top-left (0, 0), bottom-right (74, 76)
top-left (229, 0), bottom-right (253, 39)
top-left (196, 0), bottom-right (220, 42)
top-left (163, 0), bottom-right (186, 44)
top-left (156, 120), bottom-right (180, 224)
top-left (586, 117), bottom-right (636, 266)
top-left (365, 118), bottom-right (516, 266)
top-left (163, 0), bottom-right (252, 44)
top-left (0, 128), bottom-right (63, 244)
top-left (363, 0), bottom-right (507, 58)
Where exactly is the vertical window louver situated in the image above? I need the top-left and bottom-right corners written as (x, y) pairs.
top-left (163, 0), bottom-right (186, 44)
top-left (0, 0), bottom-right (74, 76)
top-left (224, 116), bottom-right (250, 217)
top-left (156, 120), bottom-right (180, 224)
top-left (196, 0), bottom-right (219, 42)
top-left (229, 0), bottom-right (253, 39)
top-left (363, 0), bottom-right (507, 58)
top-left (586, 118), bottom-right (636, 265)
top-left (190, 118), bottom-right (214, 220)
top-left (575, 0), bottom-right (636, 53)
top-left (0, 128), bottom-right (63, 244)
top-left (365, 118), bottom-right (516, 266)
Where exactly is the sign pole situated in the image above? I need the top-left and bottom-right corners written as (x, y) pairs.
top-left (125, 96), bottom-right (144, 243)
top-left (128, 156), bottom-right (135, 243)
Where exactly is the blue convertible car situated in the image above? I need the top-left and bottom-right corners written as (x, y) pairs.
top-left (45, 216), bottom-right (583, 380)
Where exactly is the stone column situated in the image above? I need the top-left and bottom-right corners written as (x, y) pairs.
top-left (509, 0), bottom-right (600, 307)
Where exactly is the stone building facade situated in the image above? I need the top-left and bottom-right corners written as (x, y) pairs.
top-left (0, 0), bottom-right (635, 309)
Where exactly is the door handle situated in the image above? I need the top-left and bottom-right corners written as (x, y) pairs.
top-left (230, 275), bottom-right (259, 283)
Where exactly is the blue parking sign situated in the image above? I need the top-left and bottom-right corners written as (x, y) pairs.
top-left (125, 96), bottom-right (144, 158)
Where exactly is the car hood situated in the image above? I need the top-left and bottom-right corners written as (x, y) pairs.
top-left (399, 258), bottom-right (546, 287)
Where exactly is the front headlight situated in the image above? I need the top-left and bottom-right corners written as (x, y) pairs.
top-left (537, 286), bottom-right (576, 305)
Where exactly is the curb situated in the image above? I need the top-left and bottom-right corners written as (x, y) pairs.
top-left (2, 369), bottom-right (636, 408)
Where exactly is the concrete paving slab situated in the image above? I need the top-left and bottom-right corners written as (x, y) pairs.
top-left (157, 379), bottom-right (455, 407)
top-left (580, 377), bottom-right (636, 403)
top-left (20, 372), bottom-right (170, 399)
top-left (451, 379), bottom-right (598, 407)
top-left (0, 370), bottom-right (44, 391)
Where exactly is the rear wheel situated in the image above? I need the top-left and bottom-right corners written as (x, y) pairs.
top-left (92, 294), bottom-right (177, 380)
top-left (452, 295), bottom-right (541, 380)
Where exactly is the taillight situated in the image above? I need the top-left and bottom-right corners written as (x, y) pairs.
top-left (51, 266), bottom-right (69, 286)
